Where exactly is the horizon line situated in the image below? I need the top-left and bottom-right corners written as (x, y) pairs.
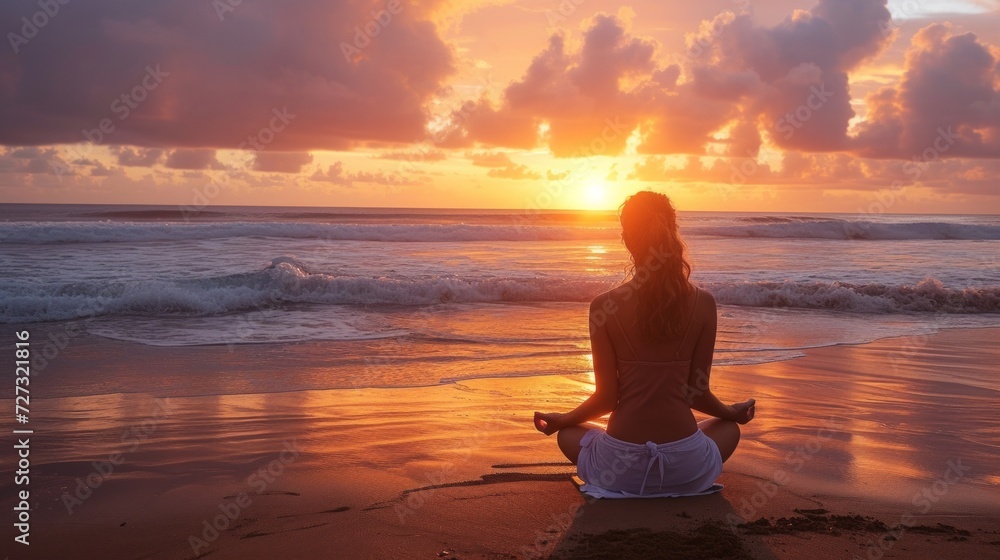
top-left (1, 201), bottom-right (999, 217)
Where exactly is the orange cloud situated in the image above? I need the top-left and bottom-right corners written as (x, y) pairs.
top-left (445, 0), bottom-right (896, 157)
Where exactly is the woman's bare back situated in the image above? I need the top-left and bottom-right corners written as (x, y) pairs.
top-left (600, 284), bottom-right (715, 444)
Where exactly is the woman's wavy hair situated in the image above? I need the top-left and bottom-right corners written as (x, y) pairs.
top-left (619, 191), bottom-right (694, 341)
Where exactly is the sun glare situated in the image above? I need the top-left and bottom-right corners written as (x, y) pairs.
top-left (583, 180), bottom-right (609, 210)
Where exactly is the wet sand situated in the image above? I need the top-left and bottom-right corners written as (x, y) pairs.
top-left (3, 327), bottom-right (998, 559)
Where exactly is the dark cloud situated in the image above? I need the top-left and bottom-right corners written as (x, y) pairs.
top-left (164, 149), bottom-right (221, 170)
top-left (0, 0), bottom-right (454, 150)
top-left (253, 151), bottom-right (313, 173)
top-left (0, 147), bottom-right (70, 175)
top-left (89, 163), bottom-right (124, 177)
top-left (112, 147), bottom-right (165, 167)
top-left (310, 162), bottom-right (351, 185)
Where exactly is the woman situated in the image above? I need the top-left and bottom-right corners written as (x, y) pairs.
top-left (534, 191), bottom-right (755, 496)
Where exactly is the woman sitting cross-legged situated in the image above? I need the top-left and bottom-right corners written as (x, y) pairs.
top-left (534, 191), bottom-right (756, 496)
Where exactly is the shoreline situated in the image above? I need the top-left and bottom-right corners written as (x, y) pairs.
top-left (3, 327), bottom-right (998, 558)
top-left (10, 319), bottom-right (1000, 400)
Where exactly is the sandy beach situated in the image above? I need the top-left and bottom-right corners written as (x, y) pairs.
top-left (3, 326), bottom-right (998, 559)
top-left (5, 0), bottom-right (1000, 556)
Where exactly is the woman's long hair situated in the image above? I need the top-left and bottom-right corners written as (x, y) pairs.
top-left (619, 191), bottom-right (694, 341)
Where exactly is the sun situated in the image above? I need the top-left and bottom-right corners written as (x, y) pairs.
top-left (583, 179), bottom-right (609, 210)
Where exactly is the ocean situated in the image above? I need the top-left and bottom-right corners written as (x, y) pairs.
top-left (2, 204), bottom-right (999, 395)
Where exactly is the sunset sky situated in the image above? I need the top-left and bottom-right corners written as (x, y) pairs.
top-left (2, 0), bottom-right (1000, 212)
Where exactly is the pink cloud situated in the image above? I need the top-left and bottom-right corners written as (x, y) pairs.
top-left (854, 24), bottom-right (1000, 158)
top-left (0, 0), bottom-right (454, 151)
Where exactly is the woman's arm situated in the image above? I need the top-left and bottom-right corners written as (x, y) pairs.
top-left (534, 295), bottom-right (619, 435)
top-left (685, 291), bottom-right (747, 422)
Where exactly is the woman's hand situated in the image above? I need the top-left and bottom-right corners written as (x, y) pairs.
top-left (729, 399), bottom-right (756, 424)
top-left (533, 411), bottom-right (564, 436)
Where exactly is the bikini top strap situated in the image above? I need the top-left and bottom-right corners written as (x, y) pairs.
top-left (675, 287), bottom-right (700, 359)
top-left (611, 303), bottom-right (640, 361)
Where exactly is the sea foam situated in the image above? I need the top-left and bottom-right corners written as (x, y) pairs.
top-left (4, 218), bottom-right (999, 244)
top-left (690, 221), bottom-right (1000, 240)
top-left (2, 258), bottom-right (996, 323)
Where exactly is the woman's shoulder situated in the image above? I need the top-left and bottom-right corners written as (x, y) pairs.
top-left (691, 286), bottom-right (717, 319)
top-left (591, 282), bottom-right (635, 306)
top-left (692, 285), bottom-right (715, 305)
top-left (589, 288), bottom-right (618, 311)
top-left (592, 283), bottom-right (714, 304)
top-left (588, 285), bottom-right (636, 322)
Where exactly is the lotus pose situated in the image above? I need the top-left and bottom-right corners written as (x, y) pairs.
top-left (534, 191), bottom-right (755, 496)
